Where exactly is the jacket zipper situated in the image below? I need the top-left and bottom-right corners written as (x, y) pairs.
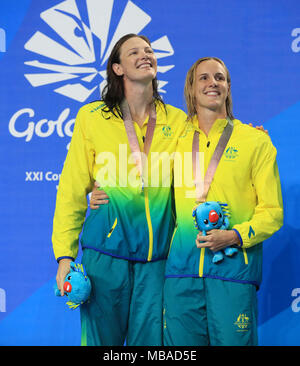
top-left (144, 187), bottom-right (154, 262)
top-left (198, 248), bottom-right (205, 277)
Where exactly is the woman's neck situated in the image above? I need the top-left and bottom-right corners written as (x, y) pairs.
top-left (124, 80), bottom-right (154, 127)
top-left (196, 107), bottom-right (226, 136)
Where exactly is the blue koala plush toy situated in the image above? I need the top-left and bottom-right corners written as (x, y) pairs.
top-left (54, 261), bottom-right (91, 309)
top-left (192, 201), bottom-right (238, 263)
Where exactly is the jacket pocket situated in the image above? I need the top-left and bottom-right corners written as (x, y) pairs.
top-left (167, 224), bottom-right (178, 256)
top-left (81, 205), bottom-right (111, 246)
top-left (107, 217), bottom-right (118, 238)
top-left (242, 248), bottom-right (248, 265)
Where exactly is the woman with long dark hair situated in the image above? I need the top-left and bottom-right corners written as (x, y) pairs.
top-left (52, 33), bottom-right (187, 346)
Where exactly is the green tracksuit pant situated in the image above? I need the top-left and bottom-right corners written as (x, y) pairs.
top-left (163, 277), bottom-right (258, 346)
top-left (80, 249), bottom-right (166, 346)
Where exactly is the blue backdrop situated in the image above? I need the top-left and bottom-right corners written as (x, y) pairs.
top-left (0, 0), bottom-right (299, 346)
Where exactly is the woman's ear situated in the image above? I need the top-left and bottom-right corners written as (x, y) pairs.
top-left (112, 63), bottom-right (124, 76)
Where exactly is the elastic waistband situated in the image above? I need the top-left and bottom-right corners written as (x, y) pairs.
top-left (165, 273), bottom-right (260, 289)
top-left (82, 245), bottom-right (167, 263)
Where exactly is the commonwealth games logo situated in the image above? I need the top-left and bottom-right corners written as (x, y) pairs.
top-left (24, 0), bottom-right (175, 102)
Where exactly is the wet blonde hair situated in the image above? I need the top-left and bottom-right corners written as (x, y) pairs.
top-left (184, 57), bottom-right (234, 120)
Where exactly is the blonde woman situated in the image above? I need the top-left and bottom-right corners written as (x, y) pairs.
top-left (163, 57), bottom-right (283, 346)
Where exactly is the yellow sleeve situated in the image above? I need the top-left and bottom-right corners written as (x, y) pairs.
top-left (52, 107), bottom-right (95, 261)
top-left (233, 139), bottom-right (283, 248)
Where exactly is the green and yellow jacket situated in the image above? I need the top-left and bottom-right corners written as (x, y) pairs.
top-left (52, 101), bottom-right (187, 262)
top-left (165, 117), bottom-right (283, 287)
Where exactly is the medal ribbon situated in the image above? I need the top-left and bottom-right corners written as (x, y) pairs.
top-left (120, 99), bottom-right (156, 190)
top-left (192, 118), bottom-right (233, 203)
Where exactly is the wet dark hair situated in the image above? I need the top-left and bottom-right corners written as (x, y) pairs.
top-left (101, 33), bottom-right (164, 118)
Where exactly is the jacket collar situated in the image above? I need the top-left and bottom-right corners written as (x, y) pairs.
top-left (108, 100), bottom-right (168, 126)
top-left (191, 115), bottom-right (232, 137)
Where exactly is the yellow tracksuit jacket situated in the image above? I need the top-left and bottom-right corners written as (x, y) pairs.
top-left (165, 117), bottom-right (283, 287)
top-left (52, 101), bottom-right (187, 262)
